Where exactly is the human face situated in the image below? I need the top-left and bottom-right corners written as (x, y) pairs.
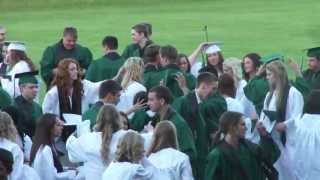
top-left (147, 92), bottom-right (162, 112)
top-left (207, 52), bottom-right (220, 66)
top-left (21, 83), bottom-right (38, 101)
top-left (266, 69), bottom-right (276, 89)
top-left (131, 29), bottom-right (144, 44)
top-left (52, 118), bottom-right (64, 138)
top-left (198, 81), bottom-right (218, 100)
top-left (178, 57), bottom-right (189, 72)
top-left (68, 63), bottom-right (78, 81)
top-left (62, 35), bottom-right (77, 50)
top-left (308, 57), bottom-right (320, 72)
top-left (0, 28), bottom-right (6, 46)
top-left (159, 54), bottom-right (169, 67)
top-left (243, 57), bottom-right (255, 73)
top-left (111, 91), bottom-right (121, 105)
top-left (234, 118), bottom-right (247, 138)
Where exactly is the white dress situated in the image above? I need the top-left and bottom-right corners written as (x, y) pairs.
top-left (32, 145), bottom-right (76, 180)
top-left (258, 86), bottom-right (304, 180)
top-left (42, 79), bottom-right (102, 116)
top-left (0, 61), bottom-right (31, 98)
top-left (102, 158), bottom-right (174, 180)
top-left (66, 130), bottom-right (127, 180)
top-left (148, 148), bottom-right (194, 180)
top-left (0, 138), bottom-right (24, 180)
top-left (117, 81), bottom-right (146, 113)
top-left (291, 114), bottom-right (320, 180)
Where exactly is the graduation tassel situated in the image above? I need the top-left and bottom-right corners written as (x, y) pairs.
top-left (201, 25), bottom-right (209, 68)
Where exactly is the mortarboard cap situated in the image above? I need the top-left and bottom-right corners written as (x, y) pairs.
top-left (306, 47), bottom-right (320, 59)
top-left (205, 44), bottom-right (221, 54)
top-left (261, 53), bottom-right (284, 64)
top-left (15, 71), bottom-right (39, 85)
top-left (7, 42), bottom-right (26, 52)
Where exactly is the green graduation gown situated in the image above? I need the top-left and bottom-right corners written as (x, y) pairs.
top-left (0, 87), bottom-right (12, 109)
top-left (302, 69), bottom-right (320, 90)
top-left (172, 91), bottom-right (208, 180)
top-left (40, 40), bottom-right (93, 88)
top-left (162, 64), bottom-right (196, 99)
top-left (200, 92), bottom-right (227, 135)
top-left (85, 52), bottom-right (125, 82)
top-left (243, 76), bottom-right (269, 115)
top-left (143, 64), bottom-right (164, 90)
top-left (128, 109), bottom-right (152, 132)
top-left (205, 137), bottom-right (280, 180)
top-left (121, 40), bottom-right (153, 60)
top-left (82, 101), bottom-right (104, 128)
top-left (13, 95), bottom-right (42, 137)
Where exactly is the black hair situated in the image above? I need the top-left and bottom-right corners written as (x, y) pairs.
top-left (102, 36), bottom-right (118, 50)
top-left (149, 86), bottom-right (173, 104)
top-left (99, 80), bottom-right (123, 99)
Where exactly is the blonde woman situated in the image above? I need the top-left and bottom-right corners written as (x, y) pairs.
top-left (0, 111), bottom-right (24, 180)
top-left (147, 121), bottom-right (194, 180)
top-left (66, 104), bottom-right (127, 179)
top-left (258, 61), bottom-right (304, 180)
top-left (117, 57), bottom-right (147, 114)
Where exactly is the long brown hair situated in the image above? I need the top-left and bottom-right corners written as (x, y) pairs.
top-left (218, 73), bottom-right (236, 98)
top-left (51, 58), bottom-right (83, 115)
top-left (0, 111), bottom-right (18, 142)
top-left (29, 114), bottom-right (58, 165)
top-left (147, 121), bottom-right (178, 156)
top-left (9, 50), bottom-right (36, 71)
top-left (94, 104), bottom-right (121, 165)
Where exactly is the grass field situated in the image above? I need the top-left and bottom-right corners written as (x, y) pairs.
top-left (1, 0), bottom-right (320, 99)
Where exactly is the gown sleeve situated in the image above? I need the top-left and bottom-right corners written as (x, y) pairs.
top-left (66, 134), bottom-right (88, 163)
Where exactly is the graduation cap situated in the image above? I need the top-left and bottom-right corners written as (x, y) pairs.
top-left (7, 42), bottom-right (26, 52)
top-left (205, 44), bottom-right (221, 54)
top-left (306, 47), bottom-right (320, 59)
top-left (261, 53), bottom-right (284, 64)
top-left (14, 71), bottom-right (39, 85)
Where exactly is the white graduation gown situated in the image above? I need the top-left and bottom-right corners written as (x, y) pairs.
top-left (66, 130), bottom-right (127, 180)
top-left (42, 79), bottom-right (102, 116)
top-left (117, 81), bottom-right (146, 113)
top-left (32, 145), bottom-right (76, 180)
top-left (258, 86), bottom-right (304, 180)
top-left (148, 148), bottom-right (194, 180)
top-left (0, 61), bottom-right (31, 98)
top-left (190, 62), bottom-right (202, 78)
top-left (22, 164), bottom-right (40, 180)
top-left (102, 158), bottom-right (174, 180)
top-left (15, 134), bottom-right (32, 162)
top-left (235, 79), bottom-right (247, 101)
top-left (225, 97), bottom-right (244, 114)
top-left (291, 114), bottom-right (320, 180)
top-left (0, 138), bottom-right (24, 180)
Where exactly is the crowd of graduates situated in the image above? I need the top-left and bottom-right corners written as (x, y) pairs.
top-left (0, 22), bottom-right (319, 180)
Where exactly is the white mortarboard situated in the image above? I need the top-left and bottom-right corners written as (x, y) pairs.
top-left (7, 42), bottom-right (26, 52)
top-left (205, 44), bottom-right (221, 54)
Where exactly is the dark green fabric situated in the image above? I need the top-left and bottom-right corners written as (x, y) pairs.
top-left (82, 101), bottom-right (104, 128)
top-left (200, 92), bottom-right (227, 135)
top-left (291, 77), bottom-right (310, 100)
top-left (302, 69), bottom-right (320, 90)
top-left (85, 53), bottom-right (125, 82)
top-left (143, 64), bottom-right (164, 90)
top-left (13, 95), bottom-right (42, 137)
top-left (128, 109), bottom-right (152, 132)
top-left (243, 76), bottom-right (269, 115)
top-left (121, 40), bottom-right (153, 60)
top-left (205, 137), bottom-right (280, 180)
top-left (0, 87), bottom-right (12, 109)
top-left (172, 91), bottom-right (208, 180)
top-left (40, 40), bottom-right (93, 88)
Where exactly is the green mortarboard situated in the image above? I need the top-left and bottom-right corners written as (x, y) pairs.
top-left (15, 71), bottom-right (39, 85)
top-left (306, 47), bottom-right (320, 58)
top-left (261, 53), bottom-right (284, 64)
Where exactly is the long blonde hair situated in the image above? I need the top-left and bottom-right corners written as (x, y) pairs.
top-left (115, 131), bottom-right (145, 163)
top-left (147, 120), bottom-right (179, 156)
top-left (121, 57), bottom-right (144, 89)
top-left (266, 61), bottom-right (289, 110)
top-left (95, 104), bottom-right (121, 165)
top-left (0, 112), bottom-right (18, 142)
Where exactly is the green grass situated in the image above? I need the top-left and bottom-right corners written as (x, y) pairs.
top-left (1, 0), bottom-right (320, 100)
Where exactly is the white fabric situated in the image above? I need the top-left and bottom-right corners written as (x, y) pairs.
top-left (117, 81), bottom-right (146, 113)
top-left (225, 97), bottom-right (244, 114)
top-left (235, 79), bottom-right (247, 101)
top-left (291, 114), bottom-right (320, 180)
top-left (66, 130), bottom-right (127, 180)
top-left (1, 61), bottom-right (31, 98)
top-left (32, 145), bottom-right (76, 180)
top-left (15, 134), bottom-right (32, 162)
top-left (102, 158), bottom-right (174, 180)
top-left (22, 164), bottom-right (40, 180)
top-left (8, 42), bottom-right (26, 52)
top-left (148, 148), bottom-right (194, 180)
top-left (258, 86), bottom-right (304, 180)
top-left (42, 79), bottom-right (102, 116)
top-left (190, 62), bottom-right (202, 78)
top-left (205, 44), bottom-right (221, 54)
top-left (240, 94), bottom-right (257, 119)
top-left (0, 138), bottom-right (24, 180)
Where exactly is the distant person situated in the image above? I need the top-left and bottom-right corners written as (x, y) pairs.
top-left (86, 36), bottom-right (125, 82)
top-left (122, 23), bottom-right (153, 60)
top-left (0, 148), bottom-right (13, 180)
top-left (40, 27), bottom-right (92, 89)
top-left (0, 26), bottom-right (6, 63)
